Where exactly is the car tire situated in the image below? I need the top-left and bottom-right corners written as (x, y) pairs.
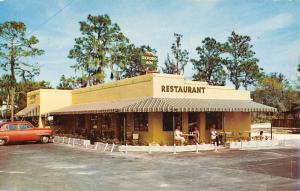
top-left (0, 139), bottom-right (6, 146)
top-left (41, 136), bottom-right (49, 144)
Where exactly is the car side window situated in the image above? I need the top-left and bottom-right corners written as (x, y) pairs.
top-left (8, 124), bottom-right (18, 130)
top-left (19, 124), bottom-right (33, 129)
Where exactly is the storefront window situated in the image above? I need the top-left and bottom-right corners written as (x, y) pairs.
top-left (53, 116), bottom-right (63, 126)
top-left (206, 112), bottom-right (223, 130)
top-left (100, 114), bottom-right (112, 130)
top-left (188, 113), bottom-right (198, 132)
top-left (75, 115), bottom-right (85, 135)
top-left (163, 112), bottom-right (182, 131)
top-left (134, 113), bottom-right (148, 131)
top-left (90, 114), bottom-right (98, 128)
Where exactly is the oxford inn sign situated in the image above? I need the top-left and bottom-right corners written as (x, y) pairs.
top-left (17, 73), bottom-right (276, 145)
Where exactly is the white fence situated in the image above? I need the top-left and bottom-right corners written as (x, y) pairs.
top-left (54, 136), bottom-right (292, 154)
top-left (118, 143), bottom-right (215, 153)
top-left (229, 140), bottom-right (285, 149)
top-left (53, 136), bottom-right (216, 153)
top-left (53, 136), bottom-right (118, 152)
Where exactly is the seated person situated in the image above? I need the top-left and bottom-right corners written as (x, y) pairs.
top-left (259, 131), bottom-right (264, 140)
top-left (174, 127), bottom-right (185, 145)
top-left (192, 126), bottom-right (200, 144)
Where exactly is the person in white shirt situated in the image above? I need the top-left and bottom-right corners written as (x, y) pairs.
top-left (174, 127), bottom-right (185, 145)
top-left (210, 125), bottom-right (217, 145)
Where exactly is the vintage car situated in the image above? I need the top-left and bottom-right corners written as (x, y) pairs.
top-left (0, 121), bottom-right (53, 146)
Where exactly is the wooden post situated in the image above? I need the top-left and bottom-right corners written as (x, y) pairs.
top-left (173, 144), bottom-right (176, 154)
top-left (110, 143), bottom-right (115, 152)
top-left (94, 142), bottom-right (99, 150)
top-left (103, 143), bottom-right (108, 152)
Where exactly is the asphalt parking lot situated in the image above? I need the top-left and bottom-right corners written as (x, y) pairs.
top-left (0, 143), bottom-right (299, 191)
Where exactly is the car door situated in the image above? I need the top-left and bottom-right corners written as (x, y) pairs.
top-left (6, 124), bottom-right (20, 142)
top-left (19, 123), bottom-right (37, 141)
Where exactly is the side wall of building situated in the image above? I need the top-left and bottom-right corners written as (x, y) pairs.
top-left (39, 90), bottom-right (72, 127)
top-left (72, 75), bottom-right (154, 104)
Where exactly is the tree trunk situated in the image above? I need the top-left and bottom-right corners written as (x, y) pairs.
top-left (10, 47), bottom-right (16, 122)
top-left (6, 95), bottom-right (9, 120)
top-left (10, 87), bottom-right (15, 122)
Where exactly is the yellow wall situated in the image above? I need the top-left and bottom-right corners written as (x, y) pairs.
top-left (198, 112), bottom-right (206, 143)
top-left (70, 73), bottom-right (251, 105)
top-left (39, 90), bottom-right (72, 115)
top-left (27, 90), bottom-right (40, 106)
top-left (26, 89), bottom-right (72, 127)
top-left (224, 112), bottom-right (251, 137)
top-left (148, 112), bottom-right (190, 145)
top-left (72, 74), bottom-right (153, 104)
top-left (152, 74), bottom-right (251, 100)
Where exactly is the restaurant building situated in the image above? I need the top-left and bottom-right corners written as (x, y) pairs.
top-left (17, 73), bottom-right (276, 145)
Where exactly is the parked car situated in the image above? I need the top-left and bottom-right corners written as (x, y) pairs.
top-left (0, 121), bottom-right (53, 146)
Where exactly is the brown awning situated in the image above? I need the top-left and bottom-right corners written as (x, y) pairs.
top-left (16, 104), bottom-right (40, 117)
top-left (120, 98), bottom-right (277, 112)
top-left (48, 97), bottom-right (276, 115)
top-left (49, 99), bottom-right (143, 115)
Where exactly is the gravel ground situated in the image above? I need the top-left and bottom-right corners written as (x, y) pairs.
top-left (0, 143), bottom-right (299, 191)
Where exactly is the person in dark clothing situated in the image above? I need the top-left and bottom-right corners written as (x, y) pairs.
top-left (90, 129), bottom-right (96, 145)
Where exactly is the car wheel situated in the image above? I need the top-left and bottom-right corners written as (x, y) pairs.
top-left (0, 139), bottom-right (6, 146)
top-left (41, 136), bottom-right (49, 144)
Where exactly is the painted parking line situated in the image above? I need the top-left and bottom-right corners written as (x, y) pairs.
top-left (0, 171), bottom-right (26, 174)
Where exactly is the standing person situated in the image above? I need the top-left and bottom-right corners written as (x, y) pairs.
top-left (89, 129), bottom-right (96, 145)
top-left (174, 126), bottom-right (185, 145)
top-left (210, 125), bottom-right (217, 145)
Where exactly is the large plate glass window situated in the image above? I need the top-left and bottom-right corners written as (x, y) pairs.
top-left (163, 112), bottom-right (182, 131)
top-left (134, 113), bottom-right (148, 131)
top-left (206, 112), bottom-right (223, 130)
top-left (75, 115), bottom-right (85, 135)
top-left (100, 114), bottom-right (112, 130)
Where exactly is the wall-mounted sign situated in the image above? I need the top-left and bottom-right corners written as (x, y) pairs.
top-left (161, 85), bottom-right (205, 93)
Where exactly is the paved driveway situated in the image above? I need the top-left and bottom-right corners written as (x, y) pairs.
top-left (0, 143), bottom-right (299, 191)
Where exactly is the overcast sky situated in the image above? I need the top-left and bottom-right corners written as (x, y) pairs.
top-left (0, 0), bottom-right (299, 88)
